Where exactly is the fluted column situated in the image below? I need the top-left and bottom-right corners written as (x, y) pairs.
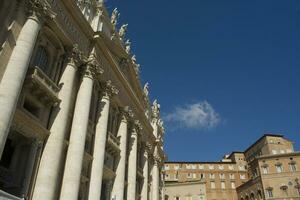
top-left (0, 0), bottom-right (55, 157)
top-left (60, 59), bottom-right (102, 200)
top-left (127, 120), bottom-right (142, 200)
top-left (88, 81), bottom-right (118, 200)
top-left (32, 46), bottom-right (82, 200)
top-left (111, 107), bottom-right (132, 200)
top-left (141, 145), bottom-right (149, 200)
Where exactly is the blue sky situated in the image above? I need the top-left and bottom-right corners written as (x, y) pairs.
top-left (107, 1), bottom-right (300, 161)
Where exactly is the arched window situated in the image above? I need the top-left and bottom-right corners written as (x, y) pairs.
top-left (32, 46), bottom-right (49, 74)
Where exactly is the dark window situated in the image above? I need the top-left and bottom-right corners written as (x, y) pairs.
top-left (32, 46), bottom-right (49, 73)
top-left (0, 139), bottom-right (14, 169)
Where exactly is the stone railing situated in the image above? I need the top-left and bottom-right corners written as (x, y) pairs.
top-left (25, 66), bottom-right (61, 106)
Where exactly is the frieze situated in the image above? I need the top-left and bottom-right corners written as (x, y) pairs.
top-left (47, 0), bottom-right (90, 52)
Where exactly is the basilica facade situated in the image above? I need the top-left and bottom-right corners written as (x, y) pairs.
top-left (0, 0), bottom-right (166, 199)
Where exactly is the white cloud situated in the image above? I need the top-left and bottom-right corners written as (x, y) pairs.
top-left (165, 101), bottom-right (220, 130)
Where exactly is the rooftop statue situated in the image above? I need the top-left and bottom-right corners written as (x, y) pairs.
top-left (152, 99), bottom-right (160, 118)
top-left (111, 8), bottom-right (120, 28)
top-left (131, 55), bottom-right (140, 75)
top-left (143, 83), bottom-right (149, 99)
top-left (125, 39), bottom-right (131, 54)
top-left (119, 24), bottom-right (128, 40)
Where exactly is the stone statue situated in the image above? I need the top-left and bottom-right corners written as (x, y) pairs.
top-left (111, 8), bottom-right (120, 27)
top-left (143, 83), bottom-right (149, 98)
top-left (131, 55), bottom-right (137, 64)
top-left (152, 99), bottom-right (160, 117)
top-left (125, 39), bottom-right (131, 54)
top-left (119, 24), bottom-right (128, 39)
top-left (133, 63), bottom-right (140, 75)
top-left (131, 55), bottom-right (140, 75)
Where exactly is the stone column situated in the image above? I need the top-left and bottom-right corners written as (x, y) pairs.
top-left (111, 107), bottom-right (132, 200)
top-left (152, 155), bottom-right (160, 200)
top-left (32, 45), bottom-right (82, 200)
top-left (59, 60), bottom-right (102, 200)
top-left (127, 120), bottom-right (142, 200)
top-left (0, 0), bottom-right (55, 157)
top-left (88, 81), bottom-right (118, 200)
top-left (141, 145), bottom-right (149, 200)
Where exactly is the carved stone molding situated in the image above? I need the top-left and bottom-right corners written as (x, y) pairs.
top-left (26, 0), bottom-right (56, 22)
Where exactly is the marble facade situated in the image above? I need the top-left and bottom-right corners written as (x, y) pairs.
top-left (0, 0), bottom-right (166, 199)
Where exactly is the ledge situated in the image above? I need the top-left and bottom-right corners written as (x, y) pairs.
top-left (24, 66), bottom-right (61, 106)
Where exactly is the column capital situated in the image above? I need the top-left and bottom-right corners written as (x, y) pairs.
top-left (81, 55), bottom-right (104, 79)
top-left (102, 80), bottom-right (119, 98)
top-left (26, 0), bottom-right (56, 22)
top-left (120, 106), bottom-right (134, 122)
top-left (65, 44), bottom-right (85, 68)
top-left (134, 120), bottom-right (143, 133)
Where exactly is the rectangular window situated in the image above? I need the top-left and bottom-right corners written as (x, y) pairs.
top-left (298, 188), bottom-right (300, 195)
top-left (219, 165), bottom-right (224, 170)
top-left (240, 174), bottom-right (246, 180)
top-left (276, 165), bottom-right (283, 173)
top-left (210, 182), bottom-right (216, 189)
top-left (272, 150), bottom-right (277, 155)
top-left (231, 182), bottom-right (236, 189)
top-left (221, 181), bottom-right (226, 189)
top-left (229, 174), bottom-right (235, 179)
top-left (221, 181), bottom-right (226, 190)
top-left (289, 163), bottom-right (297, 172)
top-left (262, 167), bottom-right (269, 174)
top-left (200, 173), bottom-right (205, 179)
top-left (219, 173), bottom-right (225, 179)
top-left (229, 165), bottom-right (234, 170)
top-left (187, 173), bottom-right (192, 178)
top-left (165, 174), bottom-right (169, 179)
top-left (266, 189), bottom-right (273, 198)
top-left (199, 165), bottom-right (204, 170)
top-left (175, 173), bottom-right (179, 180)
top-left (209, 165), bottom-right (215, 170)
top-left (174, 165), bottom-right (179, 170)
top-left (193, 173), bottom-right (197, 178)
top-left (175, 197), bottom-right (180, 200)
top-left (192, 164), bottom-right (197, 169)
top-left (186, 164), bottom-right (191, 169)
top-left (165, 165), bottom-right (169, 170)
top-left (209, 173), bottom-right (215, 179)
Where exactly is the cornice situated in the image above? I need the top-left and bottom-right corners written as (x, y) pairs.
top-left (93, 34), bottom-right (154, 137)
